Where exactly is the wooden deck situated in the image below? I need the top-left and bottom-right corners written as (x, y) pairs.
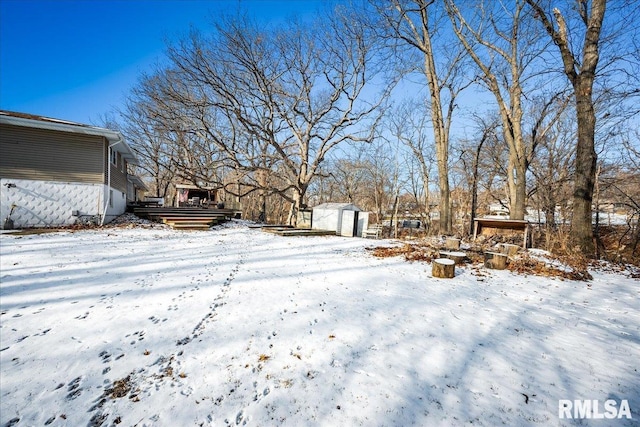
top-left (133, 207), bottom-right (238, 230)
top-left (261, 227), bottom-right (337, 237)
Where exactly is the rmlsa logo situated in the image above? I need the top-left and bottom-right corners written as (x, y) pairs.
top-left (559, 399), bottom-right (632, 419)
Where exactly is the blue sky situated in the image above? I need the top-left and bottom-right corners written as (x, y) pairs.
top-left (0, 0), bottom-right (323, 125)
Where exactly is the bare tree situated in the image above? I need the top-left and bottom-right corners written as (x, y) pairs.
top-left (326, 155), bottom-right (371, 207)
top-left (115, 93), bottom-right (177, 200)
top-left (383, 100), bottom-right (435, 230)
top-left (594, 130), bottom-right (640, 258)
top-left (525, 0), bottom-right (607, 255)
top-left (455, 115), bottom-right (500, 235)
top-left (359, 138), bottom-right (400, 226)
top-left (405, 154), bottom-right (432, 231)
top-left (446, 0), bottom-right (556, 220)
top-left (371, 0), bottom-right (469, 234)
top-left (152, 10), bottom-right (387, 225)
top-left (527, 104), bottom-right (575, 250)
top-left (120, 68), bottom-right (231, 205)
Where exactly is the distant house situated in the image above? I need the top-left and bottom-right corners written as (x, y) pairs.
top-left (488, 202), bottom-right (510, 217)
top-left (0, 110), bottom-right (139, 228)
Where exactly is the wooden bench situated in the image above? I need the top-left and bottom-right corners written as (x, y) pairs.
top-left (362, 224), bottom-right (383, 239)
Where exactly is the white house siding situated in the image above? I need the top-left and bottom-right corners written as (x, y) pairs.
top-left (0, 178), bottom-right (121, 228)
top-left (102, 184), bottom-right (127, 224)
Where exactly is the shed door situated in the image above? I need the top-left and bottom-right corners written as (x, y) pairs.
top-left (340, 210), bottom-right (358, 237)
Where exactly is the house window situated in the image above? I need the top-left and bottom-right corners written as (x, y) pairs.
top-left (110, 148), bottom-right (117, 166)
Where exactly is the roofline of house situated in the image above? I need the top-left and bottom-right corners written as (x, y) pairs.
top-left (0, 110), bottom-right (138, 165)
top-left (127, 175), bottom-right (149, 191)
top-left (175, 183), bottom-right (218, 190)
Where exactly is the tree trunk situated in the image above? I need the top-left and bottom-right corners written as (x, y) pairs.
top-left (257, 169), bottom-right (268, 223)
top-left (470, 147), bottom-right (480, 236)
top-left (392, 194), bottom-right (400, 239)
top-left (438, 163), bottom-right (452, 234)
top-left (525, 0), bottom-right (606, 257)
top-left (287, 189), bottom-right (304, 227)
top-left (421, 164), bottom-right (432, 232)
top-left (446, 0), bottom-right (528, 222)
top-left (571, 83), bottom-right (598, 254)
top-left (484, 252), bottom-right (508, 270)
top-left (432, 258), bottom-right (455, 278)
top-left (427, 52), bottom-right (452, 235)
top-left (417, 3), bottom-right (453, 235)
top-left (544, 201), bottom-right (556, 228)
top-left (512, 158), bottom-right (527, 220)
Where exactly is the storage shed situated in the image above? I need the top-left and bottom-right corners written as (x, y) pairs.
top-left (311, 203), bottom-right (368, 237)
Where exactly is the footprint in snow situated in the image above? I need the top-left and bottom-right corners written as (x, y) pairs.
top-left (99, 350), bottom-right (111, 363)
top-left (66, 376), bottom-right (83, 400)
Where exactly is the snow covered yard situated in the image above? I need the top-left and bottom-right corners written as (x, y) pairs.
top-left (1, 221), bottom-right (638, 427)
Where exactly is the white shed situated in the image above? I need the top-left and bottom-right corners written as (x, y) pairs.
top-left (311, 203), bottom-right (368, 237)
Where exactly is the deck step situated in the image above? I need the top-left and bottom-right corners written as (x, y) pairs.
top-left (160, 216), bottom-right (224, 221)
top-left (161, 217), bottom-right (220, 223)
top-left (167, 223), bottom-right (213, 230)
top-left (164, 221), bottom-right (216, 227)
top-left (132, 206), bottom-right (238, 229)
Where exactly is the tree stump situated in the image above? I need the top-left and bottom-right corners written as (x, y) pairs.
top-left (432, 258), bottom-right (455, 278)
top-left (484, 252), bottom-right (508, 270)
top-left (500, 243), bottom-right (520, 257)
top-left (438, 251), bottom-right (467, 265)
top-left (445, 238), bottom-right (461, 250)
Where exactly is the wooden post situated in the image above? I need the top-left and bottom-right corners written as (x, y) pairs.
top-left (432, 258), bottom-right (455, 278)
top-left (484, 252), bottom-right (508, 270)
top-left (445, 237), bottom-right (461, 250)
top-left (472, 219), bottom-right (480, 241)
top-left (438, 251), bottom-right (467, 264)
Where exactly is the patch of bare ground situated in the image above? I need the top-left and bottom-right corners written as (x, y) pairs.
top-left (5, 213), bottom-right (167, 235)
top-left (367, 239), bottom-right (602, 281)
top-left (507, 254), bottom-right (593, 281)
top-left (367, 243), bottom-right (436, 263)
top-left (106, 376), bottom-right (133, 399)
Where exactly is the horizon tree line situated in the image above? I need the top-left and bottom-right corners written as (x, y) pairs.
top-left (115, 0), bottom-right (640, 258)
